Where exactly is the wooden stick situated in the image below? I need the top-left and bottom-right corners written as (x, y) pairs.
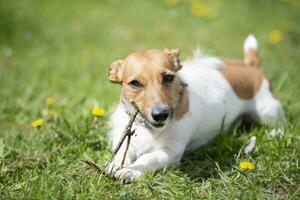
top-left (104, 108), bottom-right (139, 170)
top-left (113, 109), bottom-right (139, 155)
top-left (83, 108), bottom-right (139, 176)
top-left (82, 159), bottom-right (105, 174)
top-left (121, 130), bottom-right (132, 168)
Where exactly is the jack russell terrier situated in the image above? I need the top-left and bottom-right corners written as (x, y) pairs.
top-left (106, 35), bottom-right (286, 183)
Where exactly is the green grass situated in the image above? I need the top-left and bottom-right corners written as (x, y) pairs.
top-left (1, 0), bottom-right (300, 199)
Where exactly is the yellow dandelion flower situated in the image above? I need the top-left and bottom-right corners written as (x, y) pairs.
top-left (164, 0), bottom-right (179, 6)
top-left (191, 2), bottom-right (212, 18)
top-left (239, 161), bottom-right (255, 170)
top-left (31, 119), bottom-right (44, 128)
top-left (46, 97), bottom-right (56, 106)
top-left (91, 106), bottom-right (105, 117)
top-left (269, 30), bottom-right (283, 44)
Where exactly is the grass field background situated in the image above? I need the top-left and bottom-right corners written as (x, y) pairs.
top-left (0, 0), bottom-right (300, 199)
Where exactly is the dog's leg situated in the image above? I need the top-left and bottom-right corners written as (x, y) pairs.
top-left (114, 145), bottom-right (185, 183)
top-left (256, 97), bottom-right (286, 128)
top-left (250, 80), bottom-right (286, 134)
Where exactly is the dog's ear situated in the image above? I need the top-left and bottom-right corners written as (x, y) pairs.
top-left (163, 48), bottom-right (182, 71)
top-left (108, 59), bottom-right (124, 84)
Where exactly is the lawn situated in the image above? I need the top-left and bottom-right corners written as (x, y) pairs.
top-left (0, 0), bottom-right (300, 199)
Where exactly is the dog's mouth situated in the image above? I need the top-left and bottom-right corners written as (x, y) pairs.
top-left (143, 108), bottom-right (173, 130)
top-left (133, 111), bottom-right (167, 130)
top-left (144, 114), bottom-right (172, 130)
top-left (124, 102), bottom-right (171, 130)
top-left (144, 120), bottom-right (166, 130)
top-left (150, 122), bottom-right (165, 128)
top-left (134, 113), bottom-right (167, 130)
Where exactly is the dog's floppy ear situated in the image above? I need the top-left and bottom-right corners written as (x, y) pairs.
top-left (163, 48), bottom-right (182, 71)
top-left (108, 59), bottom-right (124, 84)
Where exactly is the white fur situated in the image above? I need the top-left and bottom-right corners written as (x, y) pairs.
top-left (244, 34), bottom-right (258, 53)
top-left (107, 37), bottom-right (285, 183)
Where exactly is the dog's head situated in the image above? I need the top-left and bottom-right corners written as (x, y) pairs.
top-left (108, 48), bottom-right (189, 130)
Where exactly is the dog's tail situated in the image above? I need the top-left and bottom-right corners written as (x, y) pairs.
top-left (243, 34), bottom-right (260, 67)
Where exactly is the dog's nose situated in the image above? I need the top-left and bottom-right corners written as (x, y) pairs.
top-left (151, 106), bottom-right (169, 122)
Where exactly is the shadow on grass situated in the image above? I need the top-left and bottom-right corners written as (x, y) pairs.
top-left (178, 122), bottom-right (255, 181)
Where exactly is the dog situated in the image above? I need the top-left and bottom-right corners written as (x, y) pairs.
top-left (106, 35), bottom-right (286, 183)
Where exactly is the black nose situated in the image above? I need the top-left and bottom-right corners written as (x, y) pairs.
top-left (151, 106), bottom-right (169, 122)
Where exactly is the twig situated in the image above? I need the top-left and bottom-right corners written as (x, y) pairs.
top-left (113, 109), bottom-right (139, 155)
top-left (82, 159), bottom-right (105, 174)
top-left (105, 108), bottom-right (139, 169)
top-left (83, 108), bottom-right (139, 176)
top-left (121, 129), bottom-right (134, 168)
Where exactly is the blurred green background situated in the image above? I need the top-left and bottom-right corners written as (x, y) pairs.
top-left (0, 0), bottom-right (300, 199)
top-left (1, 0), bottom-right (300, 114)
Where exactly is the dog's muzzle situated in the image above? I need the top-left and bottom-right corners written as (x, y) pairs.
top-left (147, 104), bottom-right (171, 128)
top-left (151, 106), bottom-right (169, 122)
top-left (124, 100), bottom-right (171, 130)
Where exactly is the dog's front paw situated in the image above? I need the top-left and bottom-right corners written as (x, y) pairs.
top-left (115, 168), bottom-right (142, 183)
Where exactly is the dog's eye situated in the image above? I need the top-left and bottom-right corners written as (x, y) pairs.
top-left (163, 74), bottom-right (175, 84)
top-left (128, 80), bottom-right (142, 89)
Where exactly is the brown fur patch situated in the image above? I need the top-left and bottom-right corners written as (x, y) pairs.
top-left (220, 59), bottom-right (264, 100)
top-left (244, 49), bottom-right (260, 67)
top-left (175, 86), bottom-right (189, 118)
top-left (222, 59), bottom-right (247, 67)
top-left (108, 59), bottom-right (123, 83)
